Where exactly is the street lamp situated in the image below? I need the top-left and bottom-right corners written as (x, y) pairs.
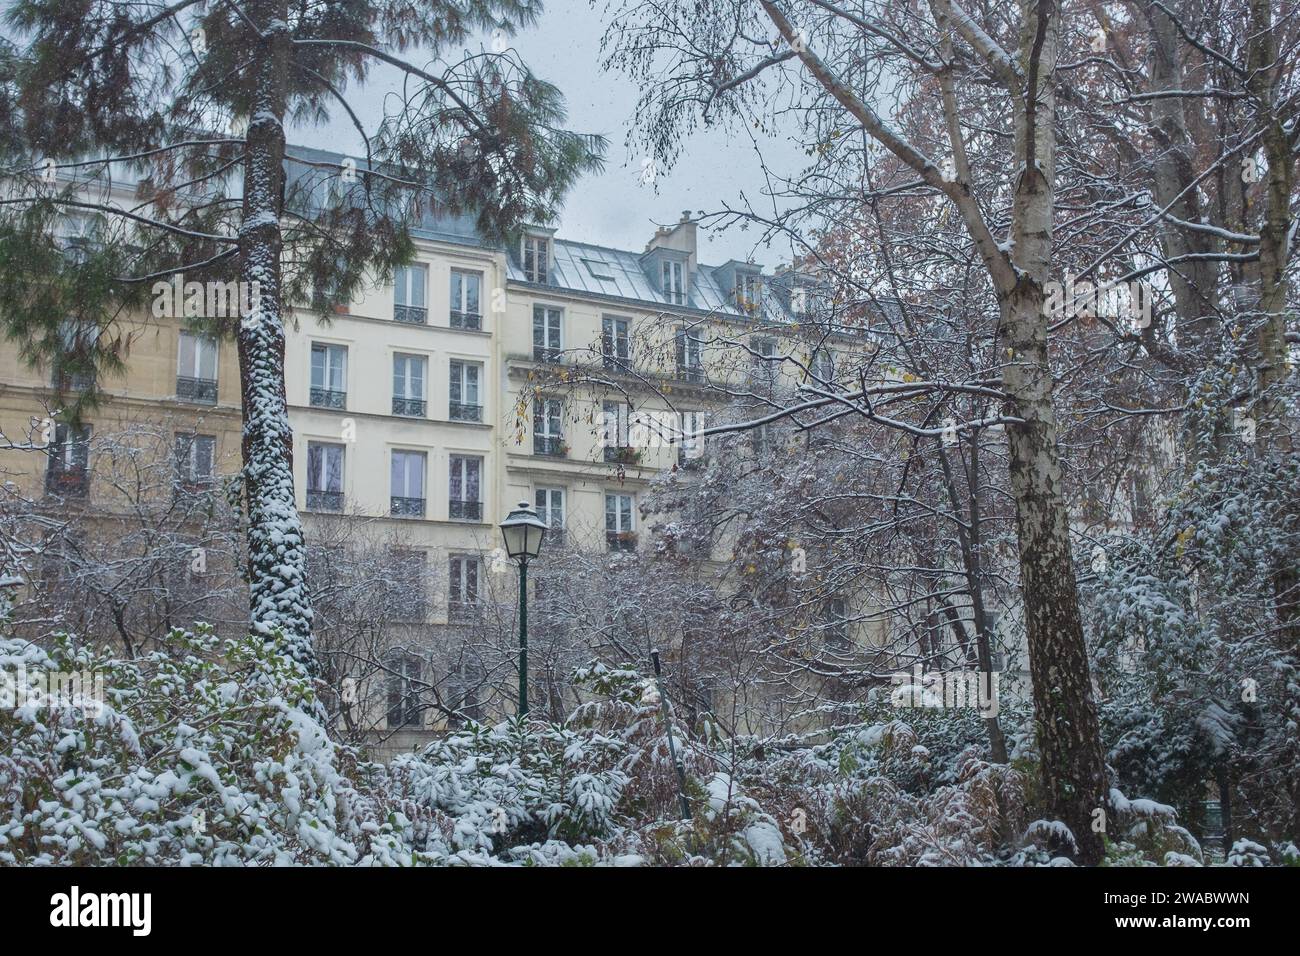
top-left (500, 501), bottom-right (547, 717)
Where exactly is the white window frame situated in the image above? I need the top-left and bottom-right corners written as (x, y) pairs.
top-left (307, 441), bottom-right (345, 493)
top-left (662, 259), bottom-right (686, 305)
top-left (178, 331), bottom-right (218, 380)
top-left (535, 487), bottom-right (565, 531)
top-left (393, 353), bottom-right (427, 402)
top-left (523, 234), bottom-right (550, 283)
top-left (390, 449), bottom-right (426, 499)
top-left (310, 342), bottom-right (347, 392)
top-left (533, 305), bottom-right (562, 359)
top-left (450, 269), bottom-right (482, 327)
top-left (605, 492), bottom-right (635, 533)
top-left (394, 263), bottom-right (428, 308)
top-left (175, 432), bottom-right (216, 484)
top-left (602, 315), bottom-right (630, 366)
top-left (449, 360), bottom-right (482, 409)
top-left (448, 553), bottom-right (481, 606)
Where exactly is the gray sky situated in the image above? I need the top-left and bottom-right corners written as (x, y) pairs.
top-left (293, 0), bottom-right (809, 271)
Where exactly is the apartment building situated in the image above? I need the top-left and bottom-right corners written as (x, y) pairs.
top-left (1, 153), bottom-right (892, 757)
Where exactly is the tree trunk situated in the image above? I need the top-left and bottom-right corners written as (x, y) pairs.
top-left (237, 3), bottom-right (317, 675)
top-left (1001, 0), bottom-right (1108, 865)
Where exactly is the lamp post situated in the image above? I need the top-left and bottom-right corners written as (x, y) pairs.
top-left (499, 501), bottom-right (547, 718)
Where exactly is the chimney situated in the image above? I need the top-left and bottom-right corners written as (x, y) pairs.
top-left (644, 210), bottom-right (698, 272)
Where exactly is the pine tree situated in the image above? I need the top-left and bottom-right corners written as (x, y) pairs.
top-left (0, 0), bottom-right (604, 673)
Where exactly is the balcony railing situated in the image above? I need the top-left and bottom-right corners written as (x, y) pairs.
top-left (448, 499), bottom-right (483, 522)
top-left (533, 346), bottom-right (563, 364)
top-left (45, 469), bottom-right (89, 499)
top-left (602, 354), bottom-right (632, 373)
top-left (177, 375), bottom-right (218, 405)
top-left (394, 304), bottom-right (427, 325)
top-left (392, 397), bottom-right (426, 418)
top-left (449, 402), bottom-right (482, 423)
top-left (606, 531), bottom-right (637, 553)
top-left (533, 435), bottom-right (566, 457)
top-left (390, 495), bottom-right (425, 518)
top-left (676, 363), bottom-right (704, 384)
top-left (603, 446), bottom-right (642, 465)
top-left (448, 600), bottom-right (481, 623)
top-left (450, 310), bottom-right (481, 331)
top-left (310, 387), bottom-right (346, 409)
top-left (307, 489), bottom-right (344, 512)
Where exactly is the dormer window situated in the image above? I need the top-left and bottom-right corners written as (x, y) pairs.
top-left (736, 272), bottom-right (763, 314)
top-left (662, 259), bottom-right (685, 305)
top-left (523, 234), bottom-right (550, 283)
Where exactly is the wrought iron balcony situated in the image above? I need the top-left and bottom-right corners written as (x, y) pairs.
top-left (310, 387), bottom-right (346, 409)
top-left (177, 375), bottom-right (218, 404)
top-left (603, 446), bottom-right (642, 465)
top-left (394, 304), bottom-right (427, 325)
top-left (676, 363), bottom-right (704, 384)
top-left (449, 402), bottom-right (482, 423)
top-left (45, 468), bottom-right (89, 499)
top-left (392, 397), bottom-right (426, 418)
top-left (533, 435), bottom-right (566, 457)
top-left (448, 499), bottom-right (482, 522)
top-left (307, 489), bottom-right (344, 512)
top-left (390, 495), bottom-right (425, 518)
top-left (606, 531), bottom-right (637, 553)
top-left (450, 310), bottom-right (481, 331)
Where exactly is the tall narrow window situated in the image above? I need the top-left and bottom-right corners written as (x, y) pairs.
top-left (391, 550), bottom-right (429, 621)
top-left (450, 269), bottom-right (482, 329)
top-left (823, 597), bottom-right (850, 651)
top-left (535, 487), bottom-right (566, 546)
top-left (523, 234), bottom-right (550, 283)
top-left (449, 360), bottom-right (483, 422)
top-left (676, 327), bottom-right (703, 382)
top-left (306, 441), bottom-right (345, 512)
top-left (662, 259), bottom-right (686, 305)
top-left (310, 343), bottom-right (347, 409)
top-left (53, 319), bottom-right (97, 392)
top-left (392, 353), bottom-right (427, 417)
top-left (601, 401), bottom-right (636, 463)
top-left (736, 272), bottom-right (763, 313)
top-left (390, 450), bottom-right (426, 517)
top-left (177, 332), bottom-right (218, 404)
top-left (394, 263), bottom-right (428, 324)
top-left (174, 433), bottom-right (216, 489)
top-left (811, 349), bottom-right (835, 385)
top-left (533, 398), bottom-right (564, 456)
top-left (386, 651), bottom-right (422, 727)
top-left (532, 306), bottom-right (562, 362)
top-left (448, 455), bottom-right (482, 521)
top-left (605, 492), bottom-right (636, 551)
top-left (45, 424), bottom-right (91, 498)
top-left (602, 316), bottom-right (631, 371)
top-left (448, 554), bottom-right (481, 620)
top-left (678, 410), bottom-right (705, 466)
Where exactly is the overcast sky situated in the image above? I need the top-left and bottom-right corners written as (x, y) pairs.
top-left (292, 0), bottom-right (809, 271)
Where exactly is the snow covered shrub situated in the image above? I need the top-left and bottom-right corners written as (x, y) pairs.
top-left (0, 627), bottom-right (432, 865)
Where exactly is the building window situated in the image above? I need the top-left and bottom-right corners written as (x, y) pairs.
top-left (310, 343), bottom-right (347, 409)
top-left (392, 550), bottom-right (429, 621)
top-left (823, 597), bottom-right (850, 652)
top-left (174, 433), bottom-right (216, 490)
top-left (523, 234), bottom-right (550, 283)
top-left (533, 397), bottom-right (565, 456)
top-left (386, 651), bottom-right (423, 728)
top-left (661, 259), bottom-right (685, 305)
top-left (676, 326), bottom-right (703, 382)
top-left (450, 269), bottom-right (482, 330)
top-left (535, 487), bottom-right (565, 546)
top-left (678, 410), bottom-right (705, 467)
top-left (736, 272), bottom-right (763, 314)
top-left (449, 360), bottom-right (483, 422)
top-left (605, 492), bottom-right (636, 551)
top-left (448, 554), bottom-right (481, 620)
top-left (602, 316), bottom-right (631, 371)
top-left (392, 353), bottom-right (427, 417)
top-left (532, 306), bottom-right (562, 363)
top-left (753, 422), bottom-right (773, 455)
top-left (52, 319), bottom-right (97, 392)
top-left (601, 401), bottom-right (639, 464)
top-left (46, 423), bottom-right (90, 497)
top-left (306, 441), bottom-right (344, 512)
top-left (177, 332), bottom-right (218, 404)
top-left (394, 263), bottom-right (428, 324)
top-left (448, 455), bottom-right (483, 521)
top-left (390, 450), bottom-right (426, 517)
top-left (811, 348), bottom-right (835, 385)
